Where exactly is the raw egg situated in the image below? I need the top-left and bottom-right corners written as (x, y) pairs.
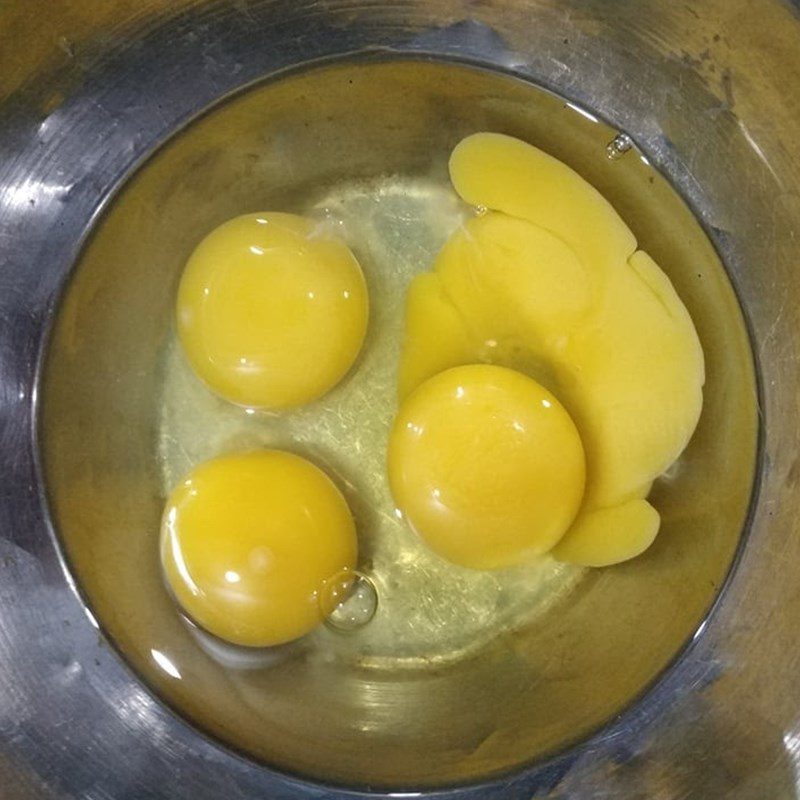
top-left (397, 133), bottom-right (704, 566)
top-left (176, 212), bottom-right (368, 409)
top-left (388, 365), bottom-right (585, 570)
top-left (161, 450), bottom-right (357, 647)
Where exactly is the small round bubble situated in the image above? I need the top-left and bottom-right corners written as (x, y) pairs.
top-left (320, 570), bottom-right (378, 632)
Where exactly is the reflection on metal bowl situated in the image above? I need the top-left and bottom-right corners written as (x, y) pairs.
top-left (1, 2), bottom-right (798, 798)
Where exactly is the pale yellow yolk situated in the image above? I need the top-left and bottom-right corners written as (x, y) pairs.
top-left (398, 133), bottom-right (705, 567)
top-left (161, 450), bottom-right (357, 647)
top-left (388, 365), bottom-right (585, 570)
top-left (176, 212), bottom-right (368, 409)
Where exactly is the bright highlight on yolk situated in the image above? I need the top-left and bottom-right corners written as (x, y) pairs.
top-left (176, 212), bottom-right (368, 409)
top-left (388, 365), bottom-right (585, 570)
top-left (161, 450), bottom-right (357, 647)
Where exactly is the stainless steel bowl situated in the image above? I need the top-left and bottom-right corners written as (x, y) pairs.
top-left (2, 2), bottom-right (800, 798)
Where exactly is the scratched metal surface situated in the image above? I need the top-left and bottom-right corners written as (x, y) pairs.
top-left (1, 1), bottom-right (799, 798)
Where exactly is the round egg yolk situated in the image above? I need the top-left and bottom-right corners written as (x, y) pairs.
top-left (388, 364), bottom-right (585, 570)
top-left (176, 212), bottom-right (369, 409)
top-left (161, 450), bottom-right (358, 647)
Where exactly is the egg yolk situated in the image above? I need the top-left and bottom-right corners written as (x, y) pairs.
top-left (388, 365), bottom-right (585, 570)
top-left (176, 212), bottom-right (368, 409)
top-left (397, 132), bottom-right (704, 566)
top-left (161, 450), bottom-right (357, 647)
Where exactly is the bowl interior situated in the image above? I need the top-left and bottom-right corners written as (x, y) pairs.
top-left (40, 58), bottom-right (758, 789)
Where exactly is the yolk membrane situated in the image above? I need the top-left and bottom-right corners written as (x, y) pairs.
top-left (388, 365), bottom-right (585, 570)
top-left (161, 450), bottom-right (358, 647)
top-left (176, 212), bottom-right (368, 409)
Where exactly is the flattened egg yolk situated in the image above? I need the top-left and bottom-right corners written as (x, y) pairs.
top-left (388, 365), bottom-right (585, 570)
top-left (397, 132), bottom-right (704, 566)
top-left (161, 450), bottom-right (357, 647)
top-left (176, 212), bottom-right (368, 409)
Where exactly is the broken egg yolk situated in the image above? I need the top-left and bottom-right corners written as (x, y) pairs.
top-left (395, 133), bottom-right (704, 567)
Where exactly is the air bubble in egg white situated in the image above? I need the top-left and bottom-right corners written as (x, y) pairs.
top-left (321, 570), bottom-right (378, 632)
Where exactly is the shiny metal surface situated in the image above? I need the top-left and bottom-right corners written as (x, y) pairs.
top-left (39, 54), bottom-right (758, 789)
top-left (1, 1), bottom-right (799, 798)
top-left (38, 55), bottom-right (757, 789)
